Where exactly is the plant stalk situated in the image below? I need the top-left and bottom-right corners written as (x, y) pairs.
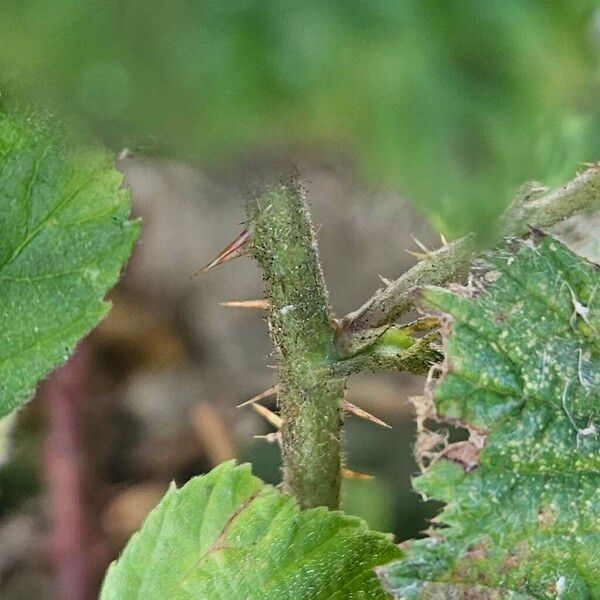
top-left (44, 344), bottom-right (97, 600)
top-left (247, 177), bottom-right (344, 509)
top-left (337, 167), bottom-right (600, 356)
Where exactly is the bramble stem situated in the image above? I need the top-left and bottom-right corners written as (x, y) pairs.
top-left (332, 332), bottom-right (439, 378)
top-left (244, 167), bottom-right (600, 509)
top-left (247, 177), bottom-right (344, 509)
top-left (337, 167), bottom-right (600, 356)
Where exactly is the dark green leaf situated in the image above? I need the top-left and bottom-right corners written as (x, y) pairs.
top-left (379, 234), bottom-right (600, 599)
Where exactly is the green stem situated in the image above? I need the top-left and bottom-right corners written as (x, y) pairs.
top-left (337, 167), bottom-right (600, 357)
top-left (332, 329), bottom-right (440, 377)
top-left (247, 177), bottom-right (344, 509)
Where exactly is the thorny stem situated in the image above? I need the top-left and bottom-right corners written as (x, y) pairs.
top-left (243, 166), bottom-right (600, 511)
top-left (247, 177), bottom-right (344, 509)
top-left (332, 332), bottom-right (439, 378)
top-left (337, 167), bottom-right (600, 356)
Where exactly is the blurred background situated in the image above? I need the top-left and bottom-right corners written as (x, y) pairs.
top-left (0, 1), bottom-right (600, 598)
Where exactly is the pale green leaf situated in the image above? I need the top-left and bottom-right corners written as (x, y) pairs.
top-left (0, 111), bottom-right (139, 415)
top-left (101, 461), bottom-right (402, 599)
top-left (379, 234), bottom-right (600, 599)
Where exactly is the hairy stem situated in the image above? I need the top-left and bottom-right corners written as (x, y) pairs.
top-left (337, 167), bottom-right (600, 356)
top-left (337, 236), bottom-right (474, 356)
top-left (247, 177), bottom-right (344, 509)
top-left (333, 332), bottom-right (442, 377)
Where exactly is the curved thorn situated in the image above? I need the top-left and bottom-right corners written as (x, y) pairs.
top-left (237, 385), bottom-right (279, 408)
top-left (411, 235), bottom-right (433, 255)
top-left (342, 400), bottom-right (391, 429)
top-left (341, 467), bottom-right (374, 480)
top-left (251, 403), bottom-right (283, 429)
top-left (405, 249), bottom-right (429, 261)
top-left (194, 229), bottom-right (251, 276)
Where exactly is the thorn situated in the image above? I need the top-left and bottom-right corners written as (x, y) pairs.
top-left (342, 400), bottom-right (391, 429)
top-left (580, 161), bottom-right (600, 170)
top-left (251, 403), bottom-right (283, 429)
top-left (528, 185), bottom-right (548, 195)
top-left (331, 318), bottom-right (343, 332)
top-left (220, 299), bottom-right (270, 310)
top-left (405, 249), bottom-right (430, 261)
top-left (254, 432), bottom-right (281, 444)
top-left (342, 467), bottom-right (374, 480)
top-left (378, 274), bottom-right (393, 287)
top-left (411, 235), bottom-right (433, 256)
top-left (237, 385), bottom-right (279, 408)
top-left (194, 229), bottom-right (251, 276)
top-left (440, 233), bottom-right (448, 246)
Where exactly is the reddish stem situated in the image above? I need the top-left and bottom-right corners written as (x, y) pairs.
top-left (44, 344), bottom-right (95, 600)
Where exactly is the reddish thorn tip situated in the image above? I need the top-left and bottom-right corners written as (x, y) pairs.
top-left (193, 229), bottom-right (251, 277)
top-left (342, 400), bottom-right (391, 429)
top-left (237, 385), bottom-right (279, 408)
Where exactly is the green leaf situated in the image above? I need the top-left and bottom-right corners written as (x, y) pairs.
top-left (379, 234), bottom-right (600, 599)
top-left (101, 461), bottom-right (402, 599)
top-left (0, 110), bottom-right (139, 416)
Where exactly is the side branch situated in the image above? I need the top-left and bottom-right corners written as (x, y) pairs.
top-left (332, 333), bottom-right (439, 378)
top-left (337, 167), bottom-right (600, 356)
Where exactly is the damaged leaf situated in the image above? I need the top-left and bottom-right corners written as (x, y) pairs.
top-left (378, 234), bottom-right (600, 599)
top-left (101, 461), bottom-right (402, 599)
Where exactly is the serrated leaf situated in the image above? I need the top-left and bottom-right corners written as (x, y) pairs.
top-left (379, 234), bottom-right (600, 599)
top-left (101, 461), bottom-right (402, 599)
top-left (0, 111), bottom-right (139, 416)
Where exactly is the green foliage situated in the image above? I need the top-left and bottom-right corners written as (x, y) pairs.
top-left (1, 1), bottom-right (599, 235)
top-left (100, 461), bottom-right (402, 599)
top-left (379, 234), bottom-right (600, 598)
top-left (0, 110), bottom-right (139, 416)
